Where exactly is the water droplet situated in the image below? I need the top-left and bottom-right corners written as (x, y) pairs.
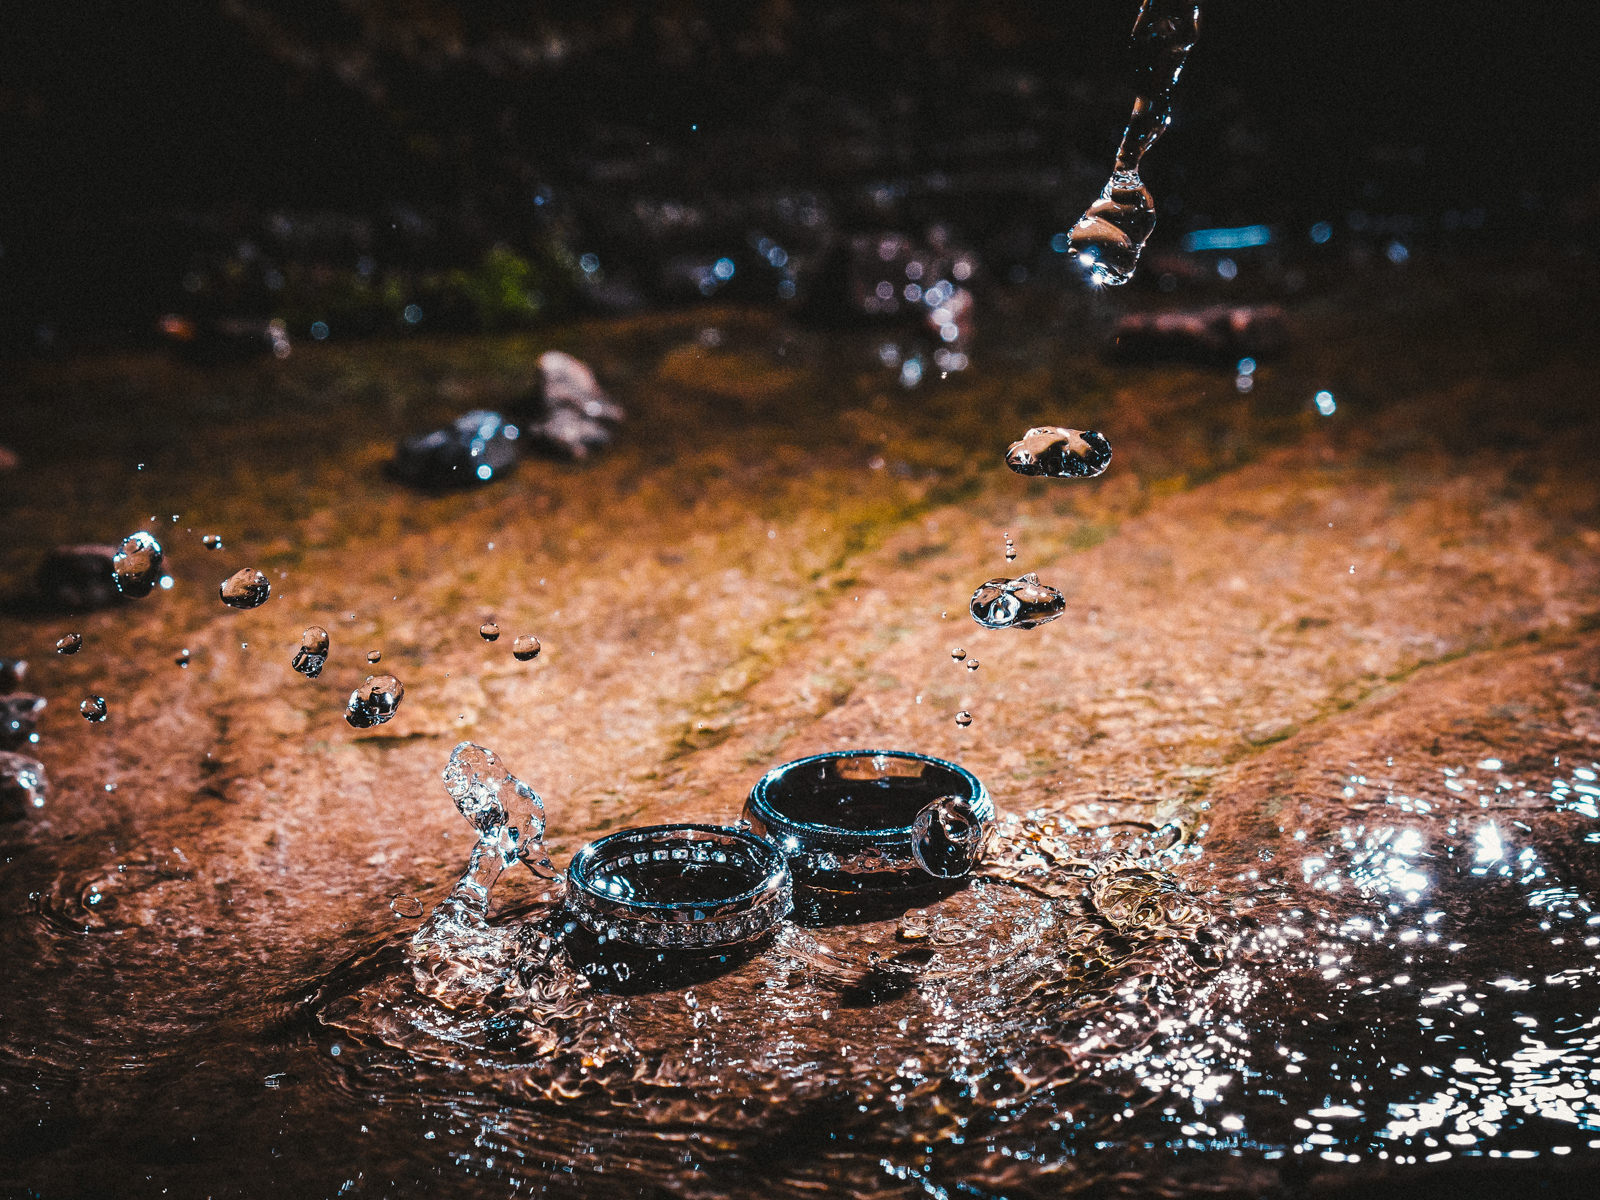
top-left (969, 572), bottom-right (1067, 630)
top-left (685, 991), bottom-right (699, 1010)
top-left (201, 534), bottom-right (224, 550)
top-left (512, 635), bottom-right (542, 662)
top-left (345, 674), bottom-right (403, 728)
top-left (479, 621), bottom-right (500, 642)
top-left (174, 648), bottom-right (191, 668)
top-left (292, 627), bottom-right (328, 678)
top-left (1005, 428), bottom-right (1113, 478)
top-left (219, 568), bottom-right (270, 609)
top-left (966, 659), bottom-right (980, 671)
top-left (954, 710), bottom-right (973, 727)
top-left (911, 796), bottom-right (987, 877)
top-left (366, 649), bottom-right (382, 664)
top-left (1068, 3), bottom-right (1200, 286)
top-left (80, 696), bottom-right (108, 723)
top-left (442, 742), bottom-right (556, 879)
top-left (112, 532), bottom-right (164, 597)
top-left (950, 647), bottom-right (967, 661)
top-left (390, 894), bottom-right (425, 919)
top-left (55, 633), bottom-right (82, 655)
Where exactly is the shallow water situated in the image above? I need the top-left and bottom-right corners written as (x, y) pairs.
top-left (3, 267), bottom-right (1600, 1197)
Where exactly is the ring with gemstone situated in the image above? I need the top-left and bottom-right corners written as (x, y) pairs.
top-left (564, 823), bottom-right (793, 950)
top-left (742, 750), bottom-right (992, 890)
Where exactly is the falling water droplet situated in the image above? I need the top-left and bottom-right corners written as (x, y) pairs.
top-left (366, 650), bottom-right (382, 664)
top-left (80, 696), bottom-right (108, 723)
top-left (969, 572), bottom-right (1067, 629)
top-left (1067, 2), bottom-right (1200, 285)
top-left (966, 659), bottom-right (980, 671)
top-left (292, 627), bottom-right (328, 678)
top-left (442, 742), bottom-right (556, 879)
top-left (512, 635), bottom-right (542, 662)
top-left (174, 648), bottom-right (191, 668)
top-left (201, 534), bottom-right (224, 550)
top-left (55, 633), bottom-right (82, 655)
top-left (954, 710), bottom-right (973, 727)
top-left (389, 894), bottom-right (425, 919)
top-left (950, 647), bottom-right (967, 661)
top-left (1005, 428), bottom-right (1113, 479)
top-left (219, 568), bottom-right (270, 609)
top-left (0, 751), bottom-right (49, 813)
top-left (345, 674), bottom-right (404, 728)
top-left (911, 796), bottom-right (988, 877)
top-left (112, 532), bottom-right (164, 597)
top-left (479, 621), bottom-right (500, 642)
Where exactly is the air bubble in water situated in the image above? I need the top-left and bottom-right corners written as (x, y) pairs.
top-left (443, 742), bottom-right (557, 881)
top-left (950, 647), bottom-right (967, 661)
top-left (954, 710), bottom-right (973, 727)
top-left (479, 622), bottom-right (500, 642)
top-left (202, 534), bottom-right (224, 550)
top-left (1067, 2), bottom-right (1200, 285)
top-left (81, 696), bottom-right (108, 723)
top-left (1005, 427), bottom-right (1113, 479)
top-left (112, 532), bottom-right (164, 597)
top-left (55, 633), bottom-right (82, 655)
top-left (969, 572), bottom-right (1067, 630)
top-left (366, 650), bottom-right (382, 664)
top-left (345, 674), bottom-right (403, 728)
top-left (911, 796), bottom-right (988, 877)
top-left (219, 568), bottom-right (270, 609)
top-left (512, 635), bottom-right (541, 661)
top-left (293, 627), bottom-right (328, 678)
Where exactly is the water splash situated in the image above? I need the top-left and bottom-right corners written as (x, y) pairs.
top-left (439, 742), bottom-right (557, 891)
top-left (111, 532), bottom-right (164, 597)
top-left (1005, 427), bottom-right (1113, 479)
top-left (969, 572), bottom-right (1067, 629)
top-left (219, 568), bottom-right (270, 609)
top-left (0, 751), bottom-right (49, 817)
top-left (344, 674), bottom-right (404, 728)
top-left (292, 626), bottom-right (328, 678)
top-left (1067, 2), bottom-right (1200, 285)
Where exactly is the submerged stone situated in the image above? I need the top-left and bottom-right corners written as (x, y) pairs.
top-left (969, 572), bottom-right (1067, 630)
top-left (1108, 304), bottom-right (1288, 365)
top-left (345, 674), bottom-right (404, 729)
top-left (37, 545), bottom-right (121, 611)
top-left (1005, 427), bottom-right (1113, 479)
top-left (0, 751), bottom-right (49, 820)
top-left (219, 568), bottom-right (270, 609)
top-left (0, 694), bottom-right (46, 749)
top-left (389, 410), bottom-right (521, 489)
top-left (112, 532), bottom-right (165, 598)
top-left (519, 352), bottom-right (623, 460)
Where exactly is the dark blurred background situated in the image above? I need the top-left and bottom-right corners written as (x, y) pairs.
top-left (3, 0), bottom-right (1597, 354)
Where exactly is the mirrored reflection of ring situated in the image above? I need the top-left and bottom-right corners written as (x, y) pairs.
top-left (565, 824), bottom-right (793, 950)
top-left (744, 750), bottom-right (992, 891)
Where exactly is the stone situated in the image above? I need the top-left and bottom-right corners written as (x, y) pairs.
top-left (388, 410), bottom-right (521, 489)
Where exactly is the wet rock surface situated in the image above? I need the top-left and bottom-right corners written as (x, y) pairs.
top-left (1, 268), bottom-right (1599, 1198)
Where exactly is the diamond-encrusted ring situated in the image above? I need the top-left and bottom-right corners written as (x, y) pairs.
top-left (565, 824), bottom-right (793, 950)
top-left (743, 750), bottom-right (992, 891)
